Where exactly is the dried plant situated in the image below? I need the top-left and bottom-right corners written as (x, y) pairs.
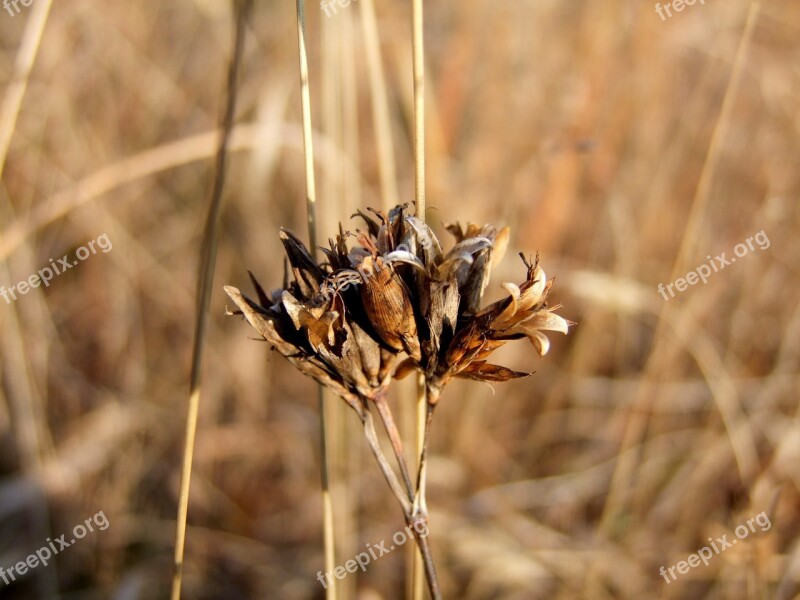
top-left (225, 204), bottom-right (570, 598)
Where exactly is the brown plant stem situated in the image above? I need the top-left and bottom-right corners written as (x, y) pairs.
top-left (373, 391), bottom-right (415, 498)
top-left (412, 525), bottom-right (441, 600)
top-left (412, 399), bottom-right (436, 519)
top-left (351, 395), bottom-right (441, 599)
top-left (359, 404), bottom-right (412, 515)
top-left (409, 393), bottom-right (439, 599)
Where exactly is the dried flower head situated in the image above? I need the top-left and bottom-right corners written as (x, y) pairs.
top-left (224, 229), bottom-right (400, 411)
top-left (225, 204), bottom-right (571, 407)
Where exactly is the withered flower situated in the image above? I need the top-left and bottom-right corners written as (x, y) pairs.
top-left (225, 205), bottom-right (570, 600)
top-left (429, 252), bottom-right (570, 403)
top-left (224, 228), bottom-right (400, 411)
top-left (331, 205), bottom-right (571, 404)
top-left (225, 223), bottom-right (421, 515)
top-left (226, 204), bottom-right (570, 406)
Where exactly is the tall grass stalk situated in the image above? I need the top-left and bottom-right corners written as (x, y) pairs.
top-left (295, 1), bottom-right (339, 598)
top-left (359, 0), bottom-right (399, 210)
top-left (411, 0), bottom-right (432, 598)
top-left (359, 3), bottom-right (425, 593)
top-left (0, 0), bottom-right (52, 178)
top-left (0, 0), bottom-right (53, 478)
top-left (320, 13), bottom-right (344, 599)
top-left (340, 12), bottom-right (363, 596)
top-left (321, 8), bottom-right (363, 595)
top-left (170, 2), bottom-right (250, 599)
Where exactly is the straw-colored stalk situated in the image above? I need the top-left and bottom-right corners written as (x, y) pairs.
top-left (171, 2), bottom-right (251, 600)
top-left (321, 6), bottom-right (364, 596)
top-left (359, 3), bottom-right (426, 594)
top-left (411, 0), bottom-right (433, 598)
top-left (0, 0), bottom-right (53, 179)
top-left (359, 0), bottom-right (399, 210)
top-left (295, 2), bottom-right (340, 599)
top-left (0, 0), bottom-right (54, 477)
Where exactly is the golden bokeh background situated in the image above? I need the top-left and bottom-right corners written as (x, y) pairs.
top-left (0, 1), bottom-right (798, 598)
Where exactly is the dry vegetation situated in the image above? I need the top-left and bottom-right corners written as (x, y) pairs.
top-left (1, 1), bottom-right (799, 599)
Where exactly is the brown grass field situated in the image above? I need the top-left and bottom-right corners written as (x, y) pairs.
top-left (0, 1), bottom-right (798, 598)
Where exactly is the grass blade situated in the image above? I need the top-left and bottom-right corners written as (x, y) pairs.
top-left (170, 2), bottom-right (251, 599)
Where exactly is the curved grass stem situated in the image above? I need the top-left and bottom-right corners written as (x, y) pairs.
top-left (351, 395), bottom-right (441, 599)
top-left (373, 392), bottom-right (415, 498)
top-left (171, 3), bottom-right (251, 599)
top-left (360, 404), bottom-right (412, 515)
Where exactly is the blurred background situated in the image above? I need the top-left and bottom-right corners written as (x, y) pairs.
top-left (0, 0), bottom-right (798, 598)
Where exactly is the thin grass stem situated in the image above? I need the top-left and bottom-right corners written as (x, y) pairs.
top-left (295, 2), bottom-right (338, 598)
top-left (373, 392), bottom-right (415, 498)
top-left (359, 0), bottom-right (399, 210)
top-left (0, 0), bottom-right (53, 180)
top-left (360, 406), bottom-right (412, 515)
top-left (411, 0), bottom-right (429, 596)
top-left (170, 3), bottom-right (250, 599)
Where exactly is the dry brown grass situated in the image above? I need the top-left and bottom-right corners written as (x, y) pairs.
top-left (1, 1), bottom-right (799, 598)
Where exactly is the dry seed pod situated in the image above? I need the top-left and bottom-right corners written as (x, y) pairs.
top-left (357, 255), bottom-right (422, 361)
top-left (227, 205), bottom-right (570, 409)
top-left (226, 230), bottom-right (407, 406)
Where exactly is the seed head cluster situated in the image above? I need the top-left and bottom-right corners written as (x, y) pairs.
top-left (225, 204), bottom-right (570, 406)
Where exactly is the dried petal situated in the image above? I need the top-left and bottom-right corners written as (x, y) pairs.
top-left (529, 331), bottom-right (551, 356)
top-left (405, 216), bottom-right (443, 264)
top-left (279, 229), bottom-right (325, 299)
top-left (517, 265), bottom-right (547, 312)
top-left (514, 310), bottom-right (570, 335)
top-left (384, 250), bottom-right (425, 270)
top-left (456, 361), bottom-right (530, 382)
top-left (358, 256), bottom-right (421, 360)
top-left (393, 357), bottom-right (418, 380)
top-left (493, 282), bottom-right (521, 326)
top-left (434, 237), bottom-right (492, 281)
top-left (427, 280), bottom-right (460, 358)
top-left (490, 226), bottom-right (510, 268)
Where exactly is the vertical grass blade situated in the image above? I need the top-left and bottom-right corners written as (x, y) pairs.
top-left (411, 0), bottom-right (430, 598)
top-left (0, 0), bottom-right (53, 179)
top-left (359, 0), bottom-right (399, 210)
top-left (296, 2), bottom-right (338, 598)
top-left (170, 2), bottom-right (251, 599)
